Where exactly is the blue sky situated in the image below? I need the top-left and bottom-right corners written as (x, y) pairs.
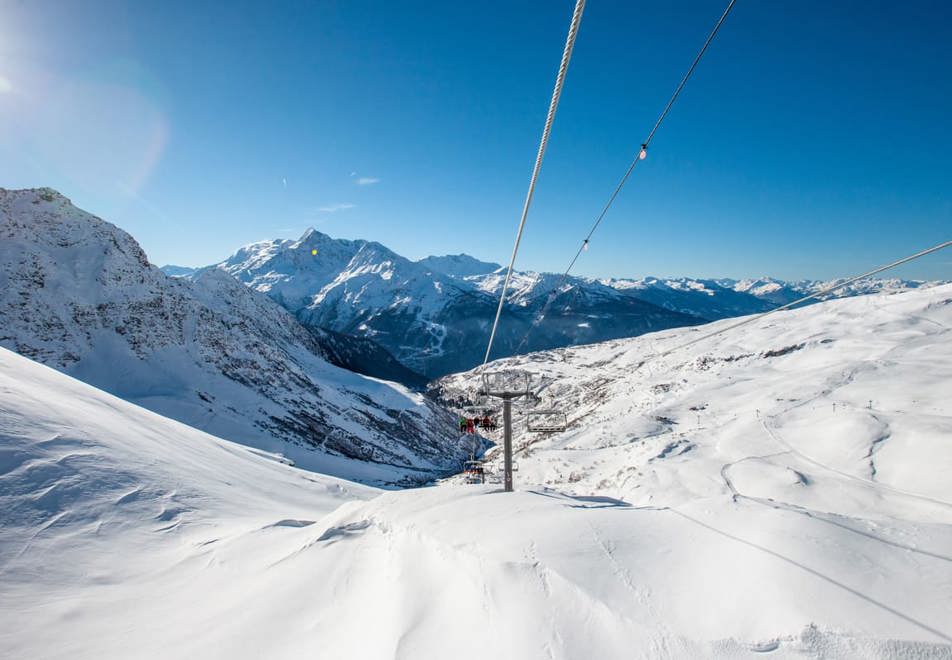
top-left (0, 0), bottom-right (949, 280)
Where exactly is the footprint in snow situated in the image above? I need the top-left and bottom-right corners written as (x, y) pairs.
top-left (748, 640), bottom-right (781, 653)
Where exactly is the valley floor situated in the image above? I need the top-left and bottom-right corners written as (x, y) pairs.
top-left (2, 286), bottom-right (952, 659)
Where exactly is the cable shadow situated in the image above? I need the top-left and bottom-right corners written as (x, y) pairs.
top-left (741, 493), bottom-right (952, 565)
top-left (667, 508), bottom-right (952, 644)
top-left (722, 459), bottom-right (952, 564)
top-left (526, 489), bottom-right (633, 509)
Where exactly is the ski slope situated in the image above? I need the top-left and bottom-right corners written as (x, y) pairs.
top-left (438, 285), bottom-right (952, 657)
top-left (2, 286), bottom-right (952, 659)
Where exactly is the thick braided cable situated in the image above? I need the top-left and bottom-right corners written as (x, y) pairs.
top-left (514, 0), bottom-right (737, 355)
top-left (483, 0), bottom-right (586, 364)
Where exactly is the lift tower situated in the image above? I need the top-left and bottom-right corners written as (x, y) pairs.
top-left (479, 371), bottom-right (532, 492)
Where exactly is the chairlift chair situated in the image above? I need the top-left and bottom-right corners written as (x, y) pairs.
top-left (463, 459), bottom-right (486, 484)
top-left (460, 405), bottom-right (498, 432)
top-left (480, 371), bottom-right (531, 398)
top-left (526, 410), bottom-right (568, 433)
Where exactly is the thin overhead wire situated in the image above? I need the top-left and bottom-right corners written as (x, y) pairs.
top-left (649, 239), bottom-right (952, 362)
top-left (513, 0), bottom-right (737, 355)
top-left (483, 0), bottom-right (586, 365)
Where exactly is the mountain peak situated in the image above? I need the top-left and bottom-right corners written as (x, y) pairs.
top-left (0, 186), bottom-right (71, 205)
top-left (298, 226), bottom-right (319, 241)
top-left (417, 253), bottom-right (502, 279)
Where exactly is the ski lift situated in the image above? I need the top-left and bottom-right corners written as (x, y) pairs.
top-left (488, 460), bottom-right (517, 473)
top-left (479, 414), bottom-right (499, 431)
top-left (480, 370), bottom-right (531, 398)
top-left (463, 460), bottom-right (486, 484)
top-left (459, 405), bottom-right (498, 432)
top-left (526, 410), bottom-right (568, 433)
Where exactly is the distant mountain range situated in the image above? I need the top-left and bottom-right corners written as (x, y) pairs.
top-left (170, 229), bottom-right (945, 377)
top-left (0, 187), bottom-right (467, 485)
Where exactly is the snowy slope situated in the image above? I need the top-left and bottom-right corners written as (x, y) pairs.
top-left (435, 285), bottom-right (952, 655)
top-left (439, 284), bottom-right (952, 506)
top-left (2, 287), bottom-right (951, 659)
top-left (0, 187), bottom-right (462, 484)
top-left (0, 346), bottom-right (376, 658)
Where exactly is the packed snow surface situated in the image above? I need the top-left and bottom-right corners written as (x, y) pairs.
top-left (3, 286), bottom-right (952, 658)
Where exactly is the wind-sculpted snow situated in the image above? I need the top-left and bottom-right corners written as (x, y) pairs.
top-left (0, 187), bottom-right (462, 484)
top-left (2, 288), bottom-right (951, 658)
top-left (0, 347), bottom-right (373, 656)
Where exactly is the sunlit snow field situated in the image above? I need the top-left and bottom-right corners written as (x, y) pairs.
top-left (2, 285), bottom-right (951, 659)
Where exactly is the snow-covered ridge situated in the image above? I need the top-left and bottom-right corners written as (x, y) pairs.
top-left (0, 187), bottom-right (463, 485)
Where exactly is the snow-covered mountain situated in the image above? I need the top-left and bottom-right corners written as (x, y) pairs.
top-left (3, 286), bottom-right (950, 658)
top-left (160, 264), bottom-right (199, 278)
top-left (193, 229), bottom-right (945, 378)
top-left (716, 276), bottom-right (942, 307)
top-left (417, 253), bottom-right (501, 278)
top-left (603, 276), bottom-right (778, 319)
top-left (0, 187), bottom-right (464, 484)
top-left (203, 230), bottom-right (709, 376)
